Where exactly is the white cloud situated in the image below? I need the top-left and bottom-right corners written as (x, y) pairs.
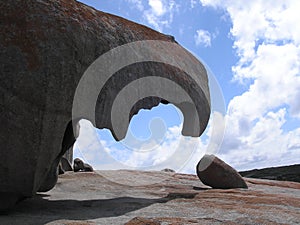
top-left (124, 0), bottom-right (178, 32)
top-left (122, 111), bottom-right (225, 173)
top-left (199, 0), bottom-right (300, 170)
top-left (147, 0), bottom-right (179, 32)
top-left (148, 0), bottom-right (166, 16)
top-left (125, 0), bottom-right (144, 11)
top-left (73, 120), bottom-right (111, 165)
top-left (190, 0), bottom-right (197, 8)
top-left (194, 29), bottom-right (212, 47)
top-left (116, 111), bottom-right (226, 174)
top-left (126, 0), bottom-right (188, 32)
top-left (73, 109), bottom-right (226, 174)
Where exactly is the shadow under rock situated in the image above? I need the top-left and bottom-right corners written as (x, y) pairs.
top-left (0, 192), bottom-right (197, 225)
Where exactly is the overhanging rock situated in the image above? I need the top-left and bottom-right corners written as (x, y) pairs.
top-left (0, 0), bottom-right (210, 211)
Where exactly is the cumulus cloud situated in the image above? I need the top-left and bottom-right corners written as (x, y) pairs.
top-left (148, 0), bottom-right (166, 16)
top-left (125, 0), bottom-right (178, 32)
top-left (199, 0), bottom-right (300, 169)
top-left (144, 0), bottom-right (179, 31)
top-left (194, 29), bottom-right (212, 47)
top-left (73, 120), bottom-right (115, 168)
top-left (74, 120), bottom-right (203, 172)
top-left (73, 109), bottom-right (226, 175)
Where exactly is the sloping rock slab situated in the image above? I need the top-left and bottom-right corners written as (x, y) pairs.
top-left (0, 170), bottom-right (299, 225)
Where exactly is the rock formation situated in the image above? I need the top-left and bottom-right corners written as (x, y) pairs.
top-left (0, 0), bottom-right (210, 210)
top-left (73, 158), bottom-right (94, 172)
top-left (196, 155), bottom-right (248, 189)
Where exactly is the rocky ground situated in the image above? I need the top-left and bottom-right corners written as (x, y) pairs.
top-left (0, 170), bottom-right (299, 225)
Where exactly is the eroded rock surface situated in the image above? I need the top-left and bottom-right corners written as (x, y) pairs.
top-left (0, 170), bottom-right (299, 225)
top-left (196, 155), bottom-right (248, 189)
top-left (0, 0), bottom-right (210, 210)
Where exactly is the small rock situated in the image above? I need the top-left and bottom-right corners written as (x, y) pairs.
top-left (196, 154), bottom-right (248, 189)
top-left (161, 168), bottom-right (175, 173)
top-left (73, 158), bottom-right (94, 172)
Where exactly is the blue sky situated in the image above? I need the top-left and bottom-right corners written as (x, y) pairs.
top-left (74, 0), bottom-right (300, 173)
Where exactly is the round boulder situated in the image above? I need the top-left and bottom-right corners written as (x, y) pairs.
top-left (196, 154), bottom-right (248, 189)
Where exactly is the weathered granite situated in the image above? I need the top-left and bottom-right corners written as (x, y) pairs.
top-left (197, 155), bottom-right (248, 189)
top-left (0, 0), bottom-right (210, 210)
top-left (0, 170), bottom-right (299, 224)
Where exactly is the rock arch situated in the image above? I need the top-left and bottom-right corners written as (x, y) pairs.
top-left (0, 0), bottom-right (210, 211)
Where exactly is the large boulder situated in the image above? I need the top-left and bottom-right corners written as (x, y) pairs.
top-left (0, 0), bottom-right (211, 211)
top-left (196, 155), bottom-right (248, 189)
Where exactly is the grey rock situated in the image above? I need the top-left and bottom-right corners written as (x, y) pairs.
top-left (73, 158), bottom-right (94, 172)
top-left (59, 157), bottom-right (73, 175)
top-left (62, 147), bottom-right (73, 169)
top-left (0, 0), bottom-right (210, 211)
top-left (161, 168), bottom-right (175, 173)
top-left (196, 155), bottom-right (248, 189)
